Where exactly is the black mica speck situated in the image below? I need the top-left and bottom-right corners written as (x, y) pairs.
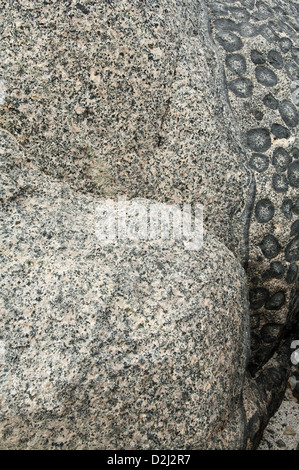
top-left (76, 3), bottom-right (89, 14)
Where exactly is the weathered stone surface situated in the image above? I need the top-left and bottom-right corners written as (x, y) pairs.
top-left (0, 132), bottom-right (251, 450)
top-left (206, 0), bottom-right (299, 449)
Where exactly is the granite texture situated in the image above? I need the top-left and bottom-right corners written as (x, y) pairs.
top-left (0, 0), bottom-right (253, 263)
top-left (0, 0), bottom-right (298, 450)
top-left (0, 131), bottom-right (251, 449)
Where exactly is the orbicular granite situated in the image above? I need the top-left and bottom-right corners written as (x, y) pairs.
top-left (0, 0), bottom-right (298, 450)
top-left (206, 0), bottom-right (299, 373)
top-left (0, 130), bottom-right (251, 449)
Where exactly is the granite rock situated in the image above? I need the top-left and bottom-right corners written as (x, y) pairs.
top-left (0, 131), bottom-right (251, 449)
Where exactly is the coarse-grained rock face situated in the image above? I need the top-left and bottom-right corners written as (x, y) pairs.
top-left (0, 132), bottom-right (251, 450)
top-left (0, 0), bottom-right (253, 263)
top-left (205, 0), bottom-right (299, 374)
top-left (0, 0), bottom-right (298, 450)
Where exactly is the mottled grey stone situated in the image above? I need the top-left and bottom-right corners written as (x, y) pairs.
top-left (228, 7), bottom-right (250, 22)
top-left (293, 199), bottom-right (299, 216)
top-left (279, 37), bottom-right (292, 53)
top-left (288, 161), bottom-right (299, 188)
top-left (285, 61), bottom-right (299, 81)
top-left (1, 0), bottom-right (298, 452)
top-left (278, 101), bottom-right (299, 128)
top-left (259, 24), bottom-right (279, 43)
top-left (255, 66), bottom-right (278, 87)
top-left (260, 323), bottom-right (282, 341)
top-left (265, 293), bottom-right (286, 311)
top-left (267, 50), bottom-right (284, 70)
top-left (290, 220), bottom-right (299, 237)
top-left (272, 173), bottom-right (289, 193)
top-left (249, 153), bottom-right (269, 172)
top-left (242, 0), bottom-right (255, 10)
top-left (272, 148), bottom-right (292, 172)
top-left (271, 124), bottom-right (290, 140)
top-left (237, 22), bottom-right (258, 38)
top-left (0, 1), bottom-right (257, 451)
top-left (228, 78), bottom-right (253, 98)
top-left (285, 236), bottom-right (299, 262)
top-left (259, 235), bottom-right (281, 259)
top-left (209, 2), bottom-right (229, 15)
top-left (225, 53), bottom-right (247, 75)
top-left (216, 30), bottom-right (243, 52)
top-left (253, 1), bottom-right (273, 21)
top-left (262, 261), bottom-right (285, 280)
top-left (286, 263), bottom-right (298, 284)
top-left (292, 148), bottom-right (299, 159)
top-left (0, 182), bottom-right (251, 450)
top-left (246, 128), bottom-right (271, 152)
top-left (214, 18), bottom-right (238, 32)
top-left (249, 287), bottom-right (269, 310)
top-left (263, 93), bottom-right (279, 110)
top-left (281, 198), bottom-right (293, 219)
top-left (251, 49), bottom-right (266, 65)
top-left (255, 198), bottom-right (274, 223)
top-left (291, 47), bottom-right (299, 66)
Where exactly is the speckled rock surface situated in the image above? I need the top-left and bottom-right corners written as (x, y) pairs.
top-left (0, 0), bottom-right (254, 263)
top-left (206, 0), bottom-right (299, 373)
top-left (0, 131), bottom-right (251, 449)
